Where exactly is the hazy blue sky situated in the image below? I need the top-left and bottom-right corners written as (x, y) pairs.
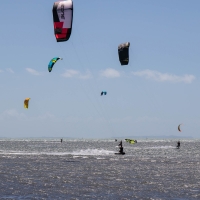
top-left (0, 0), bottom-right (200, 138)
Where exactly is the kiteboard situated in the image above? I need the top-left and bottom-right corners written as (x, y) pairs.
top-left (114, 152), bottom-right (125, 155)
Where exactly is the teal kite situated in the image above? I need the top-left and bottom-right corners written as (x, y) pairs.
top-left (48, 57), bottom-right (62, 72)
top-left (101, 91), bottom-right (107, 96)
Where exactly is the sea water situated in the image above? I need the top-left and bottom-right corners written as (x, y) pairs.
top-left (0, 139), bottom-right (199, 199)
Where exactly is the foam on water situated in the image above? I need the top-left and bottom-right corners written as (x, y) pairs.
top-left (96, 157), bottom-right (105, 160)
top-left (0, 149), bottom-right (115, 156)
top-left (134, 146), bottom-right (175, 149)
top-left (71, 149), bottom-right (114, 156)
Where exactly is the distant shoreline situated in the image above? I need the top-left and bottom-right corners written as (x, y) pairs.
top-left (0, 136), bottom-right (198, 140)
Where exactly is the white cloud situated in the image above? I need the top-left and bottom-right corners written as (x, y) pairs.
top-left (100, 68), bottom-right (120, 78)
top-left (37, 112), bottom-right (55, 120)
top-left (62, 69), bottom-right (78, 78)
top-left (61, 69), bottom-right (92, 79)
top-left (132, 69), bottom-right (195, 83)
top-left (26, 68), bottom-right (41, 76)
top-left (0, 109), bottom-right (56, 122)
top-left (135, 116), bottom-right (160, 123)
top-left (6, 68), bottom-right (14, 73)
top-left (0, 109), bottom-right (26, 120)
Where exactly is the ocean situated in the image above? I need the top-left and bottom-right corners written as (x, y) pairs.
top-left (0, 139), bottom-right (199, 199)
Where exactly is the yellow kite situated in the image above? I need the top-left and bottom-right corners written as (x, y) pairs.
top-left (24, 98), bottom-right (31, 109)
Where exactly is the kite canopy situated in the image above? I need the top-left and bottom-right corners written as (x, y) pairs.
top-left (52, 0), bottom-right (73, 42)
top-left (24, 98), bottom-right (30, 109)
top-left (178, 124), bottom-right (182, 132)
top-left (125, 139), bottom-right (137, 144)
top-left (118, 42), bottom-right (130, 65)
top-left (101, 91), bottom-right (107, 96)
top-left (48, 57), bottom-right (62, 72)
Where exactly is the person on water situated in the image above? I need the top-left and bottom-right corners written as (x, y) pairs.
top-left (118, 140), bottom-right (124, 153)
top-left (61, 139), bottom-right (63, 143)
top-left (177, 141), bottom-right (180, 149)
top-left (119, 145), bottom-right (124, 153)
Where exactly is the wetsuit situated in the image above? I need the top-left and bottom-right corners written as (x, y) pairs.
top-left (119, 146), bottom-right (124, 153)
top-left (177, 141), bottom-right (180, 148)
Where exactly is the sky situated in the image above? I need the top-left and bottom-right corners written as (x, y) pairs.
top-left (0, 0), bottom-right (200, 138)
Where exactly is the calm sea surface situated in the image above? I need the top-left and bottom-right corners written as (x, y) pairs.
top-left (0, 139), bottom-right (199, 200)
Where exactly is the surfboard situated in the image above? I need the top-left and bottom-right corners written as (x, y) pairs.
top-left (114, 152), bottom-right (125, 155)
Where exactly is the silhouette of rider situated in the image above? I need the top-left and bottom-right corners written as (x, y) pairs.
top-left (177, 141), bottom-right (180, 149)
top-left (118, 140), bottom-right (124, 153)
top-left (119, 146), bottom-right (124, 153)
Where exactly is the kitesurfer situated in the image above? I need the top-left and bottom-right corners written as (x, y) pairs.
top-left (119, 145), bottom-right (124, 154)
top-left (177, 141), bottom-right (180, 149)
top-left (118, 140), bottom-right (124, 154)
top-left (61, 139), bottom-right (63, 143)
top-left (114, 140), bottom-right (125, 155)
top-left (118, 140), bottom-right (122, 147)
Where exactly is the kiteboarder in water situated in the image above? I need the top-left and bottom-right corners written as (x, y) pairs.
top-left (114, 140), bottom-right (125, 155)
top-left (118, 140), bottom-right (124, 154)
top-left (119, 145), bottom-right (124, 153)
top-left (118, 140), bottom-right (122, 147)
top-left (177, 141), bottom-right (180, 149)
top-left (61, 139), bottom-right (63, 143)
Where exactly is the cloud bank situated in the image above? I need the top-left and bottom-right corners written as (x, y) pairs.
top-left (6, 68), bottom-right (14, 73)
top-left (132, 69), bottom-right (195, 83)
top-left (61, 69), bottom-right (92, 79)
top-left (26, 68), bottom-right (41, 76)
top-left (0, 109), bottom-right (26, 120)
top-left (0, 109), bottom-right (56, 121)
top-left (100, 68), bottom-right (120, 78)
